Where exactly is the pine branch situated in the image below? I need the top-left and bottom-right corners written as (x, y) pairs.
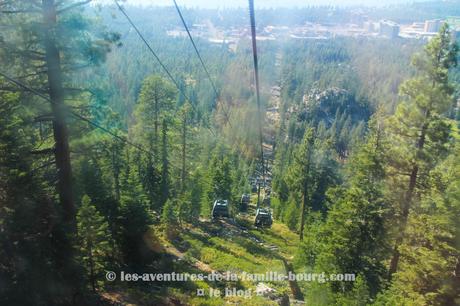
top-left (30, 147), bottom-right (55, 155)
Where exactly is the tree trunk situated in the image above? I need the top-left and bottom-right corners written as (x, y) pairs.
top-left (161, 119), bottom-right (169, 205)
top-left (181, 112), bottom-right (186, 191)
top-left (43, 0), bottom-right (75, 227)
top-left (42, 0), bottom-right (79, 301)
top-left (388, 164), bottom-right (418, 277)
top-left (154, 95), bottom-right (159, 164)
top-left (388, 113), bottom-right (429, 279)
top-left (299, 135), bottom-right (313, 241)
top-left (88, 243), bottom-right (96, 292)
top-left (299, 185), bottom-right (308, 241)
top-left (112, 149), bottom-right (121, 202)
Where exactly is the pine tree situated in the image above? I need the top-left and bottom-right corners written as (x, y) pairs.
top-left (308, 118), bottom-right (387, 298)
top-left (179, 105), bottom-right (192, 192)
top-left (116, 149), bottom-right (154, 268)
top-left (133, 75), bottom-right (177, 164)
top-left (132, 75), bottom-right (176, 209)
top-left (286, 127), bottom-right (338, 239)
top-left (76, 195), bottom-right (113, 292)
top-left (187, 169), bottom-right (205, 222)
top-left (161, 199), bottom-right (176, 223)
top-left (386, 23), bottom-right (458, 278)
top-left (212, 156), bottom-right (233, 201)
top-left (1, 1), bottom-right (119, 302)
top-left (0, 92), bottom-right (61, 304)
top-left (160, 119), bottom-right (170, 206)
top-left (375, 138), bottom-right (460, 305)
top-left (287, 128), bottom-right (315, 240)
top-left (118, 199), bottom-right (153, 268)
top-left (161, 199), bottom-right (178, 235)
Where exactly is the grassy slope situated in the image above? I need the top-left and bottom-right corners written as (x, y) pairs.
top-left (102, 200), bottom-right (302, 305)
top-left (159, 203), bottom-right (300, 305)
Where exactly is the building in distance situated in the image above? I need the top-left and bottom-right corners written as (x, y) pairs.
top-left (379, 20), bottom-right (400, 38)
top-left (424, 19), bottom-right (444, 33)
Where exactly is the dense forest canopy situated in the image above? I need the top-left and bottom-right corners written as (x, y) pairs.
top-left (0, 0), bottom-right (459, 305)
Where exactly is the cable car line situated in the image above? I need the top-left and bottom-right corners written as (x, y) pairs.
top-left (248, 0), bottom-right (266, 208)
top-left (171, 0), bottom-right (233, 129)
top-left (172, 0), bottom-right (217, 98)
top-left (2, 3), bottom-right (265, 180)
top-left (113, 0), bottom-right (215, 136)
top-left (0, 70), bottom-right (182, 171)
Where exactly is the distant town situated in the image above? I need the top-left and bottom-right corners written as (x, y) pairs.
top-left (167, 16), bottom-right (460, 50)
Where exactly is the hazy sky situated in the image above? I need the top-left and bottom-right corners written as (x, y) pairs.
top-left (103, 0), bottom-right (431, 9)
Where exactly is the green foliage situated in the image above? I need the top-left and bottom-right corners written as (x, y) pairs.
top-left (161, 199), bottom-right (177, 226)
top-left (297, 26), bottom-right (458, 304)
top-left (0, 0), bottom-right (122, 301)
top-left (160, 119), bottom-right (171, 206)
top-left (211, 156), bottom-right (233, 201)
top-left (132, 75), bottom-right (177, 210)
top-left (1, 3), bottom-right (460, 304)
top-left (283, 127), bottom-right (339, 216)
top-left (76, 195), bottom-right (114, 291)
top-left (373, 24), bottom-right (459, 304)
top-left (375, 141), bottom-right (460, 305)
top-left (335, 276), bottom-right (370, 306)
top-left (133, 75), bottom-right (177, 150)
top-left (283, 199), bottom-right (300, 231)
top-left (200, 147), bottom-right (235, 216)
top-left (286, 128), bottom-right (315, 197)
top-left (0, 93), bottom-right (65, 305)
top-left (187, 169), bottom-right (205, 221)
top-left (385, 24), bottom-right (457, 172)
top-left (118, 199), bottom-right (153, 268)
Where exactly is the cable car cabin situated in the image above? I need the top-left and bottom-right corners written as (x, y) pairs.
top-left (240, 194), bottom-right (250, 212)
top-left (212, 199), bottom-right (230, 220)
top-left (254, 208), bottom-right (273, 227)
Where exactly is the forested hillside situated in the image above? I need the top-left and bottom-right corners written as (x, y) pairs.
top-left (0, 1), bottom-right (459, 305)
